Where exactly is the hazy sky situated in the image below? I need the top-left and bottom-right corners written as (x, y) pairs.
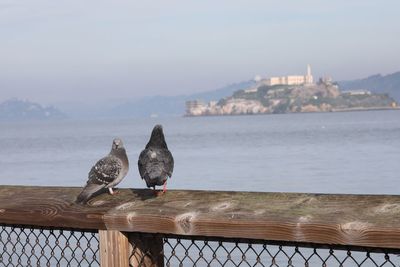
top-left (1, 0), bottom-right (399, 104)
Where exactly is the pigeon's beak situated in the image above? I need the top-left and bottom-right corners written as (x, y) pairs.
top-left (113, 139), bottom-right (122, 149)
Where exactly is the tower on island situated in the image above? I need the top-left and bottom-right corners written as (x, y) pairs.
top-left (305, 64), bottom-right (313, 85)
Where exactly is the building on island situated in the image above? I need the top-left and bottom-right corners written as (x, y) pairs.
top-left (185, 100), bottom-right (207, 116)
top-left (186, 100), bottom-right (205, 112)
top-left (264, 64), bottom-right (313, 86)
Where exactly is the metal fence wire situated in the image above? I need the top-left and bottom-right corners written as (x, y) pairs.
top-left (129, 234), bottom-right (400, 267)
top-left (0, 224), bottom-right (99, 267)
top-left (1, 225), bottom-right (399, 267)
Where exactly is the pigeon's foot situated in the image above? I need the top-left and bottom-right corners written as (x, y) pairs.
top-left (162, 181), bottom-right (167, 194)
top-left (108, 188), bottom-right (119, 195)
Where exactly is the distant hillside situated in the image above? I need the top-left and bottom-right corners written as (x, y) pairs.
top-left (0, 99), bottom-right (66, 121)
top-left (107, 80), bottom-right (255, 118)
top-left (188, 80), bottom-right (256, 102)
top-left (338, 72), bottom-right (400, 102)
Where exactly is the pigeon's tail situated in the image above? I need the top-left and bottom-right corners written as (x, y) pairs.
top-left (144, 170), bottom-right (168, 188)
top-left (75, 183), bottom-right (103, 204)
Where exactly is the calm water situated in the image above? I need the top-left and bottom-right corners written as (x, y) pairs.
top-left (0, 110), bottom-right (399, 194)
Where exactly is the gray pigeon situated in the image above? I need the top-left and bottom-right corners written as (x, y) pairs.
top-left (76, 138), bottom-right (129, 204)
top-left (138, 125), bottom-right (174, 195)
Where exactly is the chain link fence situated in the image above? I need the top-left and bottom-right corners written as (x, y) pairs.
top-left (130, 233), bottom-right (400, 267)
top-left (1, 224), bottom-right (399, 266)
top-left (0, 224), bottom-right (99, 267)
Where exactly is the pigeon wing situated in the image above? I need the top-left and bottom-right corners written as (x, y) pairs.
top-left (138, 149), bottom-right (147, 179)
top-left (162, 149), bottom-right (174, 178)
top-left (88, 155), bottom-right (123, 185)
top-left (75, 155), bottom-right (122, 204)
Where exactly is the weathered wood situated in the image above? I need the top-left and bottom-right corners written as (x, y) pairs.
top-left (99, 230), bottom-right (130, 267)
top-left (103, 190), bottom-right (400, 249)
top-left (0, 185), bottom-right (113, 229)
top-left (0, 186), bottom-right (400, 249)
top-left (129, 233), bottom-right (164, 267)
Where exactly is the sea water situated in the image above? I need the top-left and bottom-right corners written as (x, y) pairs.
top-left (0, 110), bottom-right (399, 194)
top-left (1, 110), bottom-right (400, 266)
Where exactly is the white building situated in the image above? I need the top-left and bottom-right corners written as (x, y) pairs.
top-left (264, 65), bottom-right (313, 86)
top-left (185, 100), bottom-right (207, 116)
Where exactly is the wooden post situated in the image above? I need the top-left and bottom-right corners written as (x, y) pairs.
top-left (128, 233), bottom-right (164, 267)
top-left (99, 230), bottom-right (130, 267)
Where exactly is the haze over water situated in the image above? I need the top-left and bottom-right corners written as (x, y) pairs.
top-left (0, 110), bottom-right (399, 195)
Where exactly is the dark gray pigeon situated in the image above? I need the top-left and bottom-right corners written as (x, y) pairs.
top-left (138, 125), bottom-right (174, 195)
top-left (76, 138), bottom-right (129, 204)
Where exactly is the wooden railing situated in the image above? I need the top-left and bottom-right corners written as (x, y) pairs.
top-left (0, 185), bottom-right (399, 266)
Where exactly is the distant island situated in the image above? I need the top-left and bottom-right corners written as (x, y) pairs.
top-left (0, 99), bottom-right (66, 121)
top-left (2, 68), bottom-right (399, 120)
top-left (186, 65), bottom-right (398, 116)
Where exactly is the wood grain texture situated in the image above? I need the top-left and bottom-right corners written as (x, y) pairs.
top-left (99, 230), bottom-right (129, 267)
top-left (0, 186), bottom-right (399, 249)
top-left (0, 185), bottom-right (114, 229)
